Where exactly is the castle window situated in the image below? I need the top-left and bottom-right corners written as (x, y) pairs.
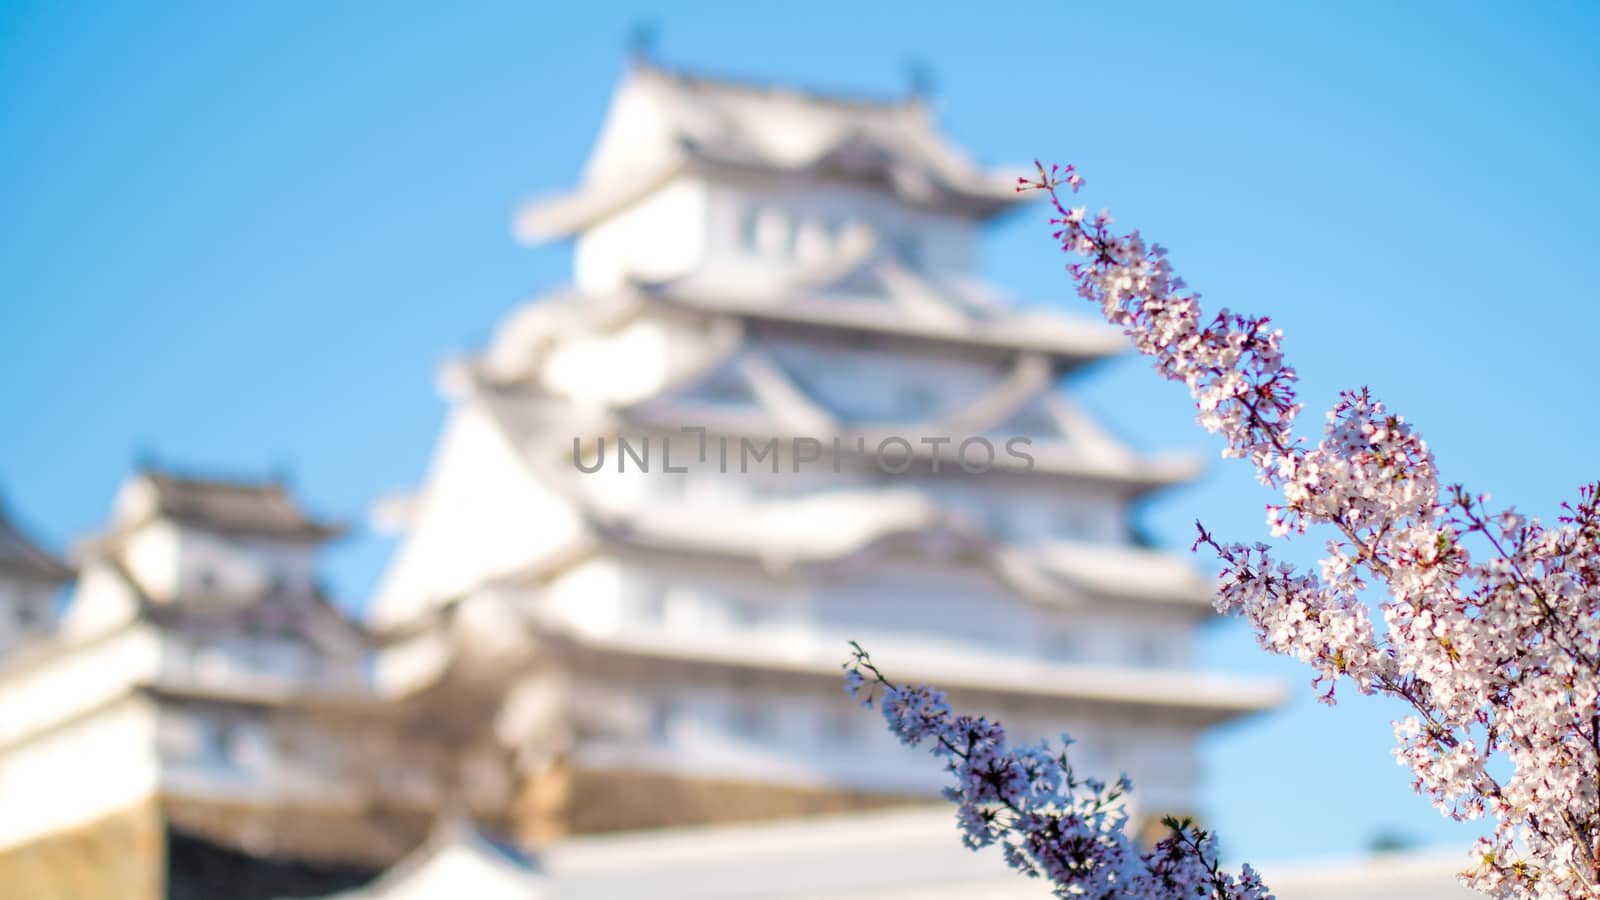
top-left (695, 367), bottom-right (756, 405)
top-left (648, 700), bottom-right (676, 741)
top-left (1042, 621), bottom-right (1084, 662)
top-left (892, 230), bottom-right (923, 268)
top-left (819, 709), bottom-right (861, 746)
top-left (204, 719), bottom-right (239, 765)
top-left (739, 207), bottom-right (761, 250)
top-left (728, 700), bottom-right (773, 739)
top-left (984, 504), bottom-right (1012, 542)
top-left (633, 584), bottom-right (665, 621)
top-left (820, 217), bottom-right (845, 252)
top-left (724, 595), bottom-right (762, 627)
top-left (1132, 635), bottom-right (1170, 668)
top-left (1056, 507), bottom-right (1104, 541)
top-left (900, 380), bottom-right (939, 415)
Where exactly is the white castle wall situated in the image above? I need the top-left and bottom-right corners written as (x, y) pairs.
top-left (0, 695), bottom-right (160, 851)
top-left (559, 676), bottom-right (1198, 815)
top-left (113, 519), bottom-right (321, 603)
top-left (0, 579), bottom-right (57, 654)
top-left (562, 556), bottom-right (1194, 672)
top-left (509, 547), bottom-right (1207, 815)
top-left (570, 173), bottom-right (979, 295)
top-left (0, 628), bottom-right (162, 750)
top-left (574, 176), bottom-right (709, 292)
top-left (372, 403), bottom-right (586, 628)
top-left (699, 178), bottom-right (978, 281)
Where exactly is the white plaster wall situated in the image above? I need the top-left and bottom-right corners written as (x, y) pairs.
top-left (58, 561), bottom-right (144, 637)
top-left (111, 476), bottom-right (161, 526)
top-left (167, 526), bottom-right (317, 601)
top-left (371, 402), bottom-right (584, 629)
top-left (608, 563), bottom-right (814, 649)
top-left (543, 558), bottom-right (625, 638)
top-left (0, 695), bottom-right (160, 851)
top-left (574, 177), bottom-right (708, 292)
top-left (119, 519), bottom-right (181, 599)
top-left (573, 683), bottom-right (1202, 812)
top-left (0, 626), bottom-right (161, 748)
top-left (155, 701), bottom-right (363, 808)
top-left (569, 170), bottom-right (976, 293)
top-left (227, 535), bottom-right (319, 593)
top-left (489, 302), bottom-right (727, 410)
top-left (812, 564), bottom-right (1032, 657)
top-left (114, 518), bottom-right (320, 604)
top-left (158, 630), bottom-right (369, 702)
top-left (540, 318), bottom-right (683, 411)
top-left (591, 557), bottom-right (1192, 672)
top-left (584, 687), bottom-right (944, 794)
top-left (701, 179), bottom-right (977, 282)
top-left (576, 437), bottom-right (672, 515)
top-left (578, 76), bottom-right (677, 189)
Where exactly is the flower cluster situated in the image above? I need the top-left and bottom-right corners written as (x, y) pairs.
top-left (846, 163), bottom-right (1597, 899)
top-left (845, 643), bottom-right (1273, 899)
top-left (1015, 162), bottom-right (1600, 898)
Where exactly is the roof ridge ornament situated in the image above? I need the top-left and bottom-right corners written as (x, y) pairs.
top-left (625, 20), bottom-right (659, 68)
top-left (904, 59), bottom-right (936, 104)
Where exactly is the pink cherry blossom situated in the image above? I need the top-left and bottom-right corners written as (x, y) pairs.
top-left (845, 643), bottom-right (1272, 899)
top-left (852, 163), bottom-right (1600, 899)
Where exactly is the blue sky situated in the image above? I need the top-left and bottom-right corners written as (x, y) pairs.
top-left (3, 0), bottom-right (1596, 866)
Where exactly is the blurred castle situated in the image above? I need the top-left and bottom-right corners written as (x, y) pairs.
top-left (0, 60), bottom-right (1293, 899)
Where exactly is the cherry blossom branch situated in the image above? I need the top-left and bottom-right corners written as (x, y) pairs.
top-left (1014, 162), bottom-right (1600, 897)
top-left (843, 163), bottom-right (1599, 899)
top-left (844, 643), bottom-right (1271, 899)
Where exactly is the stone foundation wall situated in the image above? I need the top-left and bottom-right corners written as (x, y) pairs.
top-left (164, 829), bottom-right (378, 900)
top-left (0, 801), bottom-right (410, 900)
top-left (0, 803), bottom-right (164, 900)
top-left (517, 763), bottom-right (927, 842)
top-left (160, 798), bottom-right (426, 870)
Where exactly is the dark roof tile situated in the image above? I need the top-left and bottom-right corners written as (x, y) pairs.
top-left (141, 470), bottom-right (343, 541)
top-left (0, 498), bottom-right (73, 584)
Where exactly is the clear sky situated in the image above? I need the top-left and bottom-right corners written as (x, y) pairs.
top-left (3, 0), bottom-right (1596, 867)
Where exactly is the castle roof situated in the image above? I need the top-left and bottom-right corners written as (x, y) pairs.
top-left (476, 267), bottom-right (1127, 390)
top-left (0, 497), bottom-right (72, 584)
top-left (517, 61), bottom-right (1026, 241)
top-left (529, 626), bottom-right (1284, 728)
top-left (470, 359), bottom-right (1197, 498)
top-left (639, 258), bottom-right (1128, 368)
top-left (541, 807), bottom-right (1469, 900)
top-left (505, 495), bottom-right (1218, 616)
top-left (535, 806), bottom-right (1042, 900)
top-left (299, 819), bottom-right (550, 900)
top-left (124, 469), bottom-right (344, 542)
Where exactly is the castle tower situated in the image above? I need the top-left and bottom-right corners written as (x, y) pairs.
top-left (0, 495), bottom-right (73, 654)
top-left (371, 60), bottom-right (1283, 840)
top-left (0, 469), bottom-right (490, 900)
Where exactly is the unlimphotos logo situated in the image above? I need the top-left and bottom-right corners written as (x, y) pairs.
top-left (573, 426), bottom-right (1034, 475)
